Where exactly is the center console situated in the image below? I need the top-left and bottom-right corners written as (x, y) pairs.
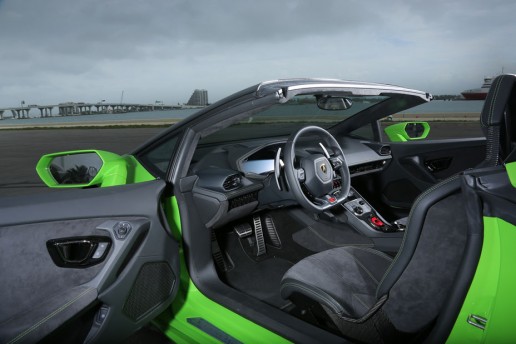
top-left (335, 187), bottom-right (407, 252)
top-left (343, 188), bottom-right (405, 233)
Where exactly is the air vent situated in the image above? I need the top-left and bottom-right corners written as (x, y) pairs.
top-left (349, 160), bottom-right (387, 175)
top-left (223, 174), bottom-right (241, 191)
top-left (379, 145), bottom-right (391, 156)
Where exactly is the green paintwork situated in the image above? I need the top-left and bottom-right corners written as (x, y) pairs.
top-left (157, 196), bottom-right (291, 344)
top-left (447, 217), bottom-right (516, 343)
top-left (384, 121), bottom-right (430, 142)
top-left (505, 162), bottom-right (516, 188)
top-left (36, 149), bottom-right (155, 188)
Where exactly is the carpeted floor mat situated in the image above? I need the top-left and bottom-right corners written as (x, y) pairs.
top-left (220, 232), bottom-right (294, 308)
top-left (292, 221), bottom-right (374, 252)
top-left (215, 208), bottom-right (374, 308)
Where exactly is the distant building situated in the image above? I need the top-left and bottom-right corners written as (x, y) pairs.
top-left (187, 89), bottom-right (209, 106)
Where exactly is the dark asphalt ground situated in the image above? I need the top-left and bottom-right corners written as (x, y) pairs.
top-left (0, 122), bottom-right (484, 197)
top-left (0, 127), bottom-right (165, 197)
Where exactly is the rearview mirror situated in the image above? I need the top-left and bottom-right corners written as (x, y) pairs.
top-left (36, 150), bottom-right (127, 188)
top-left (317, 96), bottom-right (353, 111)
top-left (384, 121), bottom-right (430, 142)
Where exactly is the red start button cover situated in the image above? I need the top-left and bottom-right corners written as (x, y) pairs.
top-left (371, 216), bottom-right (384, 227)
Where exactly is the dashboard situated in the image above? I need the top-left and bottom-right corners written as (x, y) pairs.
top-left (189, 136), bottom-right (392, 228)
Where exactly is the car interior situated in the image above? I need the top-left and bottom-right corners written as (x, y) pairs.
top-left (2, 77), bottom-right (514, 343)
top-left (178, 75), bottom-right (516, 342)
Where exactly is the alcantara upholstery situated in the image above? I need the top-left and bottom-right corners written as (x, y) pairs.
top-left (280, 74), bottom-right (516, 342)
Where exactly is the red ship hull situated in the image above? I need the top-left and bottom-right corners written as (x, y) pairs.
top-left (461, 92), bottom-right (488, 100)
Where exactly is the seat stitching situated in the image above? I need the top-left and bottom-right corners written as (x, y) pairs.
top-left (375, 175), bottom-right (460, 299)
top-left (488, 75), bottom-right (504, 125)
top-left (481, 75), bottom-right (503, 127)
top-left (7, 287), bottom-right (96, 344)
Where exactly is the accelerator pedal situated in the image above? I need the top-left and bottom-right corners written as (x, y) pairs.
top-left (264, 215), bottom-right (282, 248)
top-left (253, 215), bottom-right (267, 256)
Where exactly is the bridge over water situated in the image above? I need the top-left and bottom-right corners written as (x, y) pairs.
top-left (0, 102), bottom-right (180, 120)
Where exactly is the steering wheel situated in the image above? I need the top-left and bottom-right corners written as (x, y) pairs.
top-left (283, 126), bottom-right (350, 212)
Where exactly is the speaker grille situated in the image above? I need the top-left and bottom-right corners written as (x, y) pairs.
top-left (123, 261), bottom-right (176, 321)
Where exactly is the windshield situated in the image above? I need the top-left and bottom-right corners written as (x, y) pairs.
top-left (200, 94), bottom-right (389, 144)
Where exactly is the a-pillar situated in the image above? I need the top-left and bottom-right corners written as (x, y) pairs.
top-left (0, 110), bottom-right (3, 120)
top-left (39, 108), bottom-right (44, 117)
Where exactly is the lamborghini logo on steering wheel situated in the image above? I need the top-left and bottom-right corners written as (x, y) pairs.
top-left (320, 163), bottom-right (327, 174)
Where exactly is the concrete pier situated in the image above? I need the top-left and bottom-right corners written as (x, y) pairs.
top-left (38, 107), bottom-right (53, 117)
top-left (0, 102), bottom-right (180, 120)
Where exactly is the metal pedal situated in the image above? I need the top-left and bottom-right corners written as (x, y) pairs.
top-left (234, 223), bottom-right (252, 238)
top-left (264, 215), bottom-right (281, 248)
top-left (253, 215), bottom-right (266, 256)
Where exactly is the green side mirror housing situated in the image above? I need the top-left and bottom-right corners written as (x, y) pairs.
top-left (36, 150), bottom-right (131, 188)
top-left (384, 121), bottom-right (430, 142)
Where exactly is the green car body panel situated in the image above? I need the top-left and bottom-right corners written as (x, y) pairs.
top-left (36, 149), bottom-right (289, 343)
top-left (447, 217), bottom-right (516, 343)
top-left (384, 121), bottom-right (430, 142)
top-left (36, 149), bottom-right (155, 187)
top-left (33, 148), bottom-right (516, 342)
top-left (158, 196), bottom-right (290, 344)
top-left (447, 163), bottom-right (516, 343)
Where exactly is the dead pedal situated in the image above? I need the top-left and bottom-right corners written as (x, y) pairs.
top-left (211, 231), bottom-right (233, 272)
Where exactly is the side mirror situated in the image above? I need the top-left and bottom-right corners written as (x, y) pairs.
top-left (36, 150), bottom-right (127, 188)
top-left (384, 121), bottom-right (430, 142)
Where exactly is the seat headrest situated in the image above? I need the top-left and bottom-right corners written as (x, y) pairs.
top-left (480, 74), bottom-right (516, 128)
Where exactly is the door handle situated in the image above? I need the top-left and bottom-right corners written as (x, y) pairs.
top-left (424, 157), bottom-right (452, 173)
top-left (47, 236), bottom-right (111, 268)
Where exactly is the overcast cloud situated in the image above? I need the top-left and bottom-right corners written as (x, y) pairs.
top-left (0, 0), bottom-right (515, 107)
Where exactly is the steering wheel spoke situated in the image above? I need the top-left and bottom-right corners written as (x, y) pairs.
top-left (284, 126), bottom-right (351, 212)
top-left (330, 156), bottom-right (343, 169)
top-left (296, 168), bottom-right (306, 182)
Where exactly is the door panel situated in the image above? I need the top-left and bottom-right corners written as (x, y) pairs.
top-left (0, 180), bottom-right (180, 343)
top-left (380, 138), bottom-right (486, 210)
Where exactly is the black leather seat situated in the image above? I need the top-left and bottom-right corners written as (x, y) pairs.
top-left (280, 74), bottom-right (516, 342)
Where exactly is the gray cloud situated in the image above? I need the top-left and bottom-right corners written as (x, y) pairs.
top-left (0, 0), bottom-right (515, 107)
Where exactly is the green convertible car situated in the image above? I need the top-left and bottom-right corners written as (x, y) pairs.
top-left (1, 75), bottom-right (515, 343)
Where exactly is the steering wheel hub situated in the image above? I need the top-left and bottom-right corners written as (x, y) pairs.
top-left (283, 126), bottom-right (350, 212)
top-left (301, 155), bottom-right (333, 197)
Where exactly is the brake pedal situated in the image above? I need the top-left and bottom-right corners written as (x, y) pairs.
top-left (234, 223), bottom-right (252, 238)
top-left (253, 215), bottom-right (266, 256)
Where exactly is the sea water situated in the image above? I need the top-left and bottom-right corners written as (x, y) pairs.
top-left (0, 101), bottom-right (484, 127)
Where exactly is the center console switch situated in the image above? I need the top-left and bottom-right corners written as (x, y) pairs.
top-left (343, 188), bottom-right (402, 233)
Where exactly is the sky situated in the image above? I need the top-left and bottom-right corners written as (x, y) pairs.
top-left (0, 0), bottom-right (515, 108)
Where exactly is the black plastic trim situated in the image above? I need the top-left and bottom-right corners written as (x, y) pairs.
top-left (47, 236), bottom-right (112, 268)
